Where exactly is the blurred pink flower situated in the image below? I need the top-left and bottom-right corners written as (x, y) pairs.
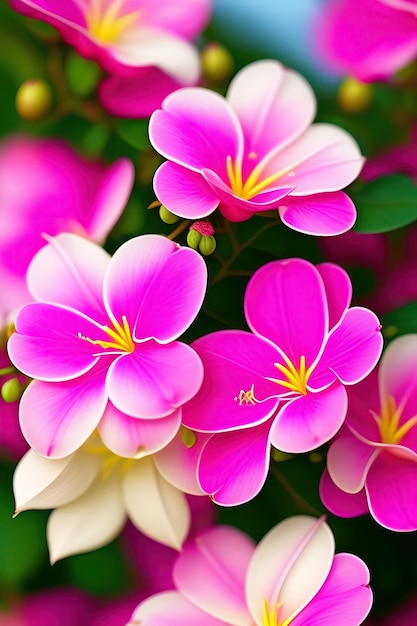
top-left (0, 135), bottom-right (134, 318)
top-left (149, 59), bottom-right (364, 231)
top-left (320, 334), bottom-right (417, 531)
top-left (8, 233), bottom-right (207, 458)
top-left (129, 515), bottom-right (373, 626)
top-left (0, 348), bottom-right (28, 461)
top-left (316, 0), bottom-right (417, 81)
top-left (9, 0), bottom-right (212, 117)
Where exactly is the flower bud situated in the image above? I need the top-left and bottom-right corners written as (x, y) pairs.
top-left (187, 229), bottom-right (202, 250)
top-left (199, 235), bottom-right (217, 256)
top-left (337, 77), bottom-right (373, 114)
top-left (159, 205), bottom-right (179, 224)
top-left (181, 426), bottom-right (196, 449)
top-left (1, 378), bottom-right (22, 403)
top-left (201, 43), bottom-right (234, 83)
top-left (15, 79), bottom-right (53, 122)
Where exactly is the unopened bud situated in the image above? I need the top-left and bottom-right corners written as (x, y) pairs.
top-left (199, 235), bottom-right (216, 256)
top-left (337, 77), bottom-right (373, 114)
top-left (181, 426), bottom-right (197, 449)
top-left (159, 205), bottom-right (179, 224)
top-left (271, 449), bottom-right (293, 463)
top-left (16, 79), bottom-right (53, 122)
top-left (187, 229), bottom-right (202, 250)
top-left (1, 378), bottom-right (22, 403)
top-left (201, 42), bottom-right (234, 83)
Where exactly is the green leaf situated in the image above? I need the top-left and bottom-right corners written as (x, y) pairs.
top-left (66, 52), bottom-right (101, 98)
top-left (352, 175), bottom-right (417, 233)
top-left (381, 302), bottom-right (417, 342)
top-left (116, 118), bottom-right (151, 151)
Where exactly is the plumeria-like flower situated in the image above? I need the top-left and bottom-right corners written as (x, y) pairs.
top-left (317, 0), bottom-right (417, 81)
top-left (9, 0), bottom-right (212, 117)
top-left (320, 334), bottom-right (417, 531)
top-left (178, 258), bottom-right (383, 505)
top-left (149, 59), bottom-right (364, 233)
top-left (0, 134), bottom-right (134, 317)
top-left (7, 233), bottom-right (207, 458)
top-left (128, 515), bottom-right (373, 626)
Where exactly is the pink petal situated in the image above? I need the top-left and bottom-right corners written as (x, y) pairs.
top-left (153, 161), bottom-right (220, 219)
top-left (128, 591), bottom-right (230, 626)
top-left (319, 470), bottom-right (369, 518)
top-left (309, 307), bottom-right (383, 390)
top-left (344, 372), bottom-right (381, 443)
top-left (244, 259), bottom-right (328, 367)
top-left (174, 526), bottom-right (255, 626)
top-left (316, 263), bottom-right (352, 329)
top-left (198, 421), bottom-right (272, 506)
top-left (136, 0), bottom-right (212, 38)
top-left (107, 341), bottom-right (203, 418)
top-left (182, 330), bottom-right (280, 433)
top-left (227, 60), bottom-right (316, 158)
top-left (326, 436), bottom-right (379, 493)
top-left (366, 450), bottom-right (417, 531)
top-left (19, 366), bottom-right (107, 458)
top-left (27, 233), bottom-right (109, 323)
top-left (278, 192), bottom-right (357, 236)
top-left (104, 235), bottom-right (207, 342)
top-left (8, 303), bottom-right (104, 381)
top-left (9, 0), bottom-right (86, 29)
top-left (99, 403), bottom-right (181, 458)
top-left (271, 384), bottom-right (348, 453)
top-left (290, 553), bottom-right (372, 626)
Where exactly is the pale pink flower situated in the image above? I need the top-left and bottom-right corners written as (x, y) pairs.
top-left (129, 515), bottom-right (373, 626)
top-left (149, 59), bottom-right (364, 233)
top-left (0, 134), bottom-right (134, 318)
top-left (320, 334), bottom-right (417, 531)
top-left (7, 233), bottom-right (207, 458)
top-left (9, 0), bottom-right (212, 117)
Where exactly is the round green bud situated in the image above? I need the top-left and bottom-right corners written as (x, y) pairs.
top-left (159, 205), bottom-right (179, 224)
top-left (187, 229), bottom-right (202, 250)
top-left (16, 79), bottom-right (53, 122)
top-left (201, 43), bottom-right (234, 83)
top-left (199, 235), bottom-right (217, 256)
top-left (337, 77), bottom-right (373, 114)
top-left (1, 378), bottom-right (22, 403)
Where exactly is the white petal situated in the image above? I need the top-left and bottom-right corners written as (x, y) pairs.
top-left (47, 472), bottom-right (127, 563)
top-left (122, 457), bottom-right (190, 550)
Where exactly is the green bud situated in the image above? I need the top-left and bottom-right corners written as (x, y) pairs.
top-left (187, 229), bottom-right (202, 250)
top-left (181, 426), bottom-right (197, 449)
top-left (159, 205), bottom-right (179, 225)
top-left (201, 43), bottom-right (234, 83)
top-left (15, 79), bottom-right (53, 122)
top-left (199, 235), bottom-right (217, 256)
top-left (1, 378), bottom-right (22, 403)
top-left (271, 448), bottom-right (293, 463)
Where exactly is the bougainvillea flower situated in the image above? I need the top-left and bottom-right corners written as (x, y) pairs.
top-left (316, 0), bottom-right (417, 81)
top-left (149, 59), bottom-right (364, 232)
top-left (320, 334), bottom-right (417, 531)
top-left (128, 515), bottom-right (373, 626)
top-left (9, 0), bottom-right (212, 117)
top-left (179, 258), bottom-right (383, 505)
top-left (0, 134), bottom-right (134, 317)
top-left (13, 430), bottom-right (204, 561)
top-left (7, 233), bottom-right (207, 458)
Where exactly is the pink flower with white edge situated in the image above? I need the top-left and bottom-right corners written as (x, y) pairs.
top-left (128, 515), bottom-right (373, 626)
top-left (149, 59), bottom-right (364, 232)
top-left (7, 233), bottom-right (207, 459)
top-left (9, 0), bottom-right (212, 117)
top-left (0, 134), bottom-right (134, 318)
top-left (320, 334), bottom-right (417, 531)
top-left (179, 258), bottom-right (383, 505)
top-left (317, 0), bottom-right (417, 82)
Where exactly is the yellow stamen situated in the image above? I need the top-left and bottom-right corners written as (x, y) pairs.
top-left (234, 384), bottom-right (257, 405)
top-left (226, 152), bottom-right (298, 200)
top-left (78, 314), bottom-right (135, 354)
top-left (267, 355), bottom-right (313, 396)
top-left (377, 395), bottom-right (417, 445)
top-left (86, 0), bottom-right (140, 43)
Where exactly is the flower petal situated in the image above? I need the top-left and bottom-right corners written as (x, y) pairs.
top-left (319, 470), bottom-right (369, 518)
top-left (19, 367), bottom-right (107, 458)
top-left (99, 403), bottom-right (181, 458)
top-left (327, 436), bottom-right (379, 493)
top-left (198, 421), bottom-right (272, 506)
top-left (107, 341), bottom-right (203, 418)
top-left (278, 192), bottom-right (357, 236)
top-left (246, 516), bottom-right (334, 626)
top-left (316, 263), bottom-right (352, 329)
top-left (271, 384), bottom-right (348, 453)
top-left (128, 591), bottom-right (229, 626)
top-left (174, 526), bottom-right (255, 626)
top-left (47, 471), bottom-right (127, 564)
top-left (122, 457), bottom-right (190, 550)
top-left (244, 259), bottom-right (328, 367)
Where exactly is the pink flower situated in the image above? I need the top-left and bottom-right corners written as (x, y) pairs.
top-left (7, 233), bottom-right (207, 458)
top-left (149, 59), bottom-right (364, 232)
top-left (0, 134), bottom-right (134, 318)
top-left (316, 0), bottom-right (417, 81)
top-left (178, 258), bottom-right (383, 505)
top-left (320, 334), bottom-right (417, 531)
top-left (9, 0), bottom-right (212, 117)
top-left (128, 515), bottom-right (373, 626)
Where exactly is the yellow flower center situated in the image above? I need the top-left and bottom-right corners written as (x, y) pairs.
top-left (376, 395), bottom-right (417, 445)
top-left (86, 0), bottom-right (140, 43)
top-left (226, 152), bottom-right (296, 200)
top-left (268, 354), bottom-right (313, 396)
top-left (78, 314), bottom-right (135, 354)
top-left (263, 600), bottom-right (294, 626)
top-left (84, 438), bottom-right (134, 477)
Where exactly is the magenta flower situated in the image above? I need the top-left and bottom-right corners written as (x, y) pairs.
top-left (179, 258), bottom-right (383, 505)
top-left (0, 134), bottom-right (134, 317)
top-left (320, 334), bottom-right (417, 531)
top-left (317, 0), bottom-right (417, 81)
top-left (7, 233), bottom-right (207, 458)
top-left (129, 515), bottom-right (373, 626)
top-left (149, 59), bottom-right (364, 233)
top-left (9, 0), bottom-right (212, 117)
